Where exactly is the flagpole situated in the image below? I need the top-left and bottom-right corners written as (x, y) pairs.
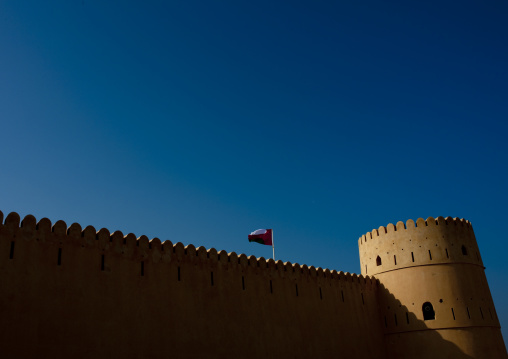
top-left (272, 229), bottom-right (275, 261)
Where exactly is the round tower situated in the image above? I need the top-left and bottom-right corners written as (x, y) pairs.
top-left (358, 216), bottom-right (506, 359)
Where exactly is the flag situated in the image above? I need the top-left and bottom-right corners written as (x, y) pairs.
top-left (248, 229), bottom-right (273, 246)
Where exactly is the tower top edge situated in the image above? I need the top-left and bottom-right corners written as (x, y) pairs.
top-left (358, 216), bottom-right (472, 241)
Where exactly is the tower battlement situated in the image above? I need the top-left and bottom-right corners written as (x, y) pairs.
top-left (358, 216), bottom-right (482, 277)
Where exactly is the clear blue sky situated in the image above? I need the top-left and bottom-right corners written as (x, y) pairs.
top-left (1, 0), bottom-right (507, 340)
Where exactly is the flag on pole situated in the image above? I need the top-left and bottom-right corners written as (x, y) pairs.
top-left (248, 229), bottom-right (273, 246)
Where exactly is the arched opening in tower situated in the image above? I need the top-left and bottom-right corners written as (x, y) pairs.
top-left (422, 302), bottom-right (435, 320)
top-left (376, 256), bottom-right (382, 266)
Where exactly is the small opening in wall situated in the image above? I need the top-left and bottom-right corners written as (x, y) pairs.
top-left (489, 308), bottom-right (493, 320)
top-left (476, 252), bottom-right (480, 261)
top-left (452, 308), bottom-right (455, 320)
top-left (101, 255), bottom-right (105, 271)
top-left (242, 276), bottom-right (245, 290)
top-left (361, 293), bottom-right (365, 305)
top-left (406, 312), bottom-right (409, 324)
top-left (445, 249), bottom-right (449, 258)
top-left (9, 241), bottom-right (15, 259)
top-left (376, 256), bottom-right (382, 266)
top-left (211, 271), bottom-right (214, 286)
top-left (141, 261), bottom-right (144, 276)
top-left (341, 290), bottom-right (344, 302)
top-left (319, 287), bottom-right (323, 300)
top-left (177, 266), bottom-right (181, 281)
top-left (394, 255), bottom-right (397, 265)
top-left (394, 314), bottom-right (398, 326)
top-left (365, 265), bottom-right (367, 274)
top-left (57, 248), bottom-right (62, 266)
top-left (462, 245), bottom-right (468, 255)
top-left (467, 307), bottom-right (471, 319)
top-left (480, 307), bottom-right (484, 319)
top-left (428, 250), bottom-right (432, 260)
top-left (422, 302), bottom-right (435, 320)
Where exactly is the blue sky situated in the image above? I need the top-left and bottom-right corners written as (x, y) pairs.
top-left (1, 0), bottom-right (507, 340)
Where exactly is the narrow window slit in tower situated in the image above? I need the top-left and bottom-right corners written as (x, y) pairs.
top-left (295, 284), bottom-right (298, 297)
top-left (376, 256), bottom-right (382, 266)
top-left (406, 312), bottom-right (409, 324)
top-left (394, 314), bottom-right (398, 326)
top-left (211, 271), bottom-right (214, 286)
top-left (467, 307), bottom-right (471, 319)
top-left (428, 250), bottom-right (432, 260)
top-left (411, 252), bottom-right (414, 262)
top-left (57, 248), bottom-right (62, 266)
top-left (177, 266), bottom-right (181, 281)
top-left (394, 255), bottom-right (397, 265)
top-left (384, 316), bottom-right (387, 328)
top-left (361, 293), bottom-right (364, 305)
top-left (101, 255), bottom-right (105, 271)
top-left (242, 276), bottom-right (245, 290)
top-left (141, 261), bottom-right (144, 276)
top-left (452, 308), bottom-right (455, 320)
top-left (319, 287), bottom-right (323, 300)
top-left (270, 280), bottom-right (273, 294)
top-left (341, 290), bottom-right (344, 302)
top-left (9, 241), bottom-right (14, 259)
top-left (365, 265), bottom-right (367, 274)
top-left (480, 307), bottom-right (484, 319)
top-left (489, 308), bottom-right (493, 319)
top-left (461, 245), bottom-right (468, 255)
top-left (445, 248), bottom-right (449, 258)
top-left (476, 252), bottom-right (480, 261)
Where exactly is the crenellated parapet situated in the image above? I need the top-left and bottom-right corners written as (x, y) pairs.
top-left (358, 216), bottom-right (482, 277)
top-left (0, 210), bottom-right (377, 296)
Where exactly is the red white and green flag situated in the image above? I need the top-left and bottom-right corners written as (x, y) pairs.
top-left (248, 229), bottom-right (273, 246)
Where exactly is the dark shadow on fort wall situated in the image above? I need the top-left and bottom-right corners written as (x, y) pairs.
top-left (377, 283), bottom-right (474, 359)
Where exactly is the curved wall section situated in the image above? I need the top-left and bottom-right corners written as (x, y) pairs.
top-left (359, 217), bottom-right (506, 359)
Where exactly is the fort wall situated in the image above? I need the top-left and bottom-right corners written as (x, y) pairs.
top-left (0, 211), bottom-right (385, 359)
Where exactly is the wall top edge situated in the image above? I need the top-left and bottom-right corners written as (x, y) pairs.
top-left (0, 210), bottom-right (374, 283)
